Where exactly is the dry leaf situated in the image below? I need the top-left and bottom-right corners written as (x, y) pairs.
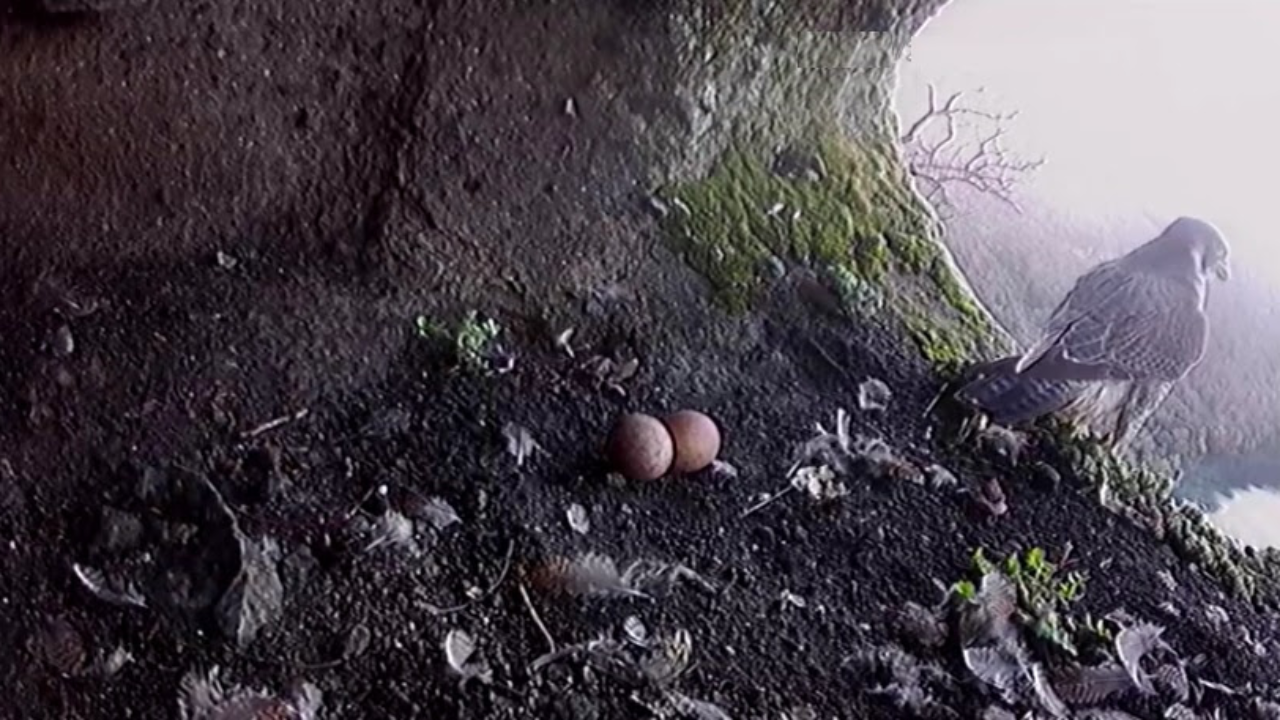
top-left (216, 535), bottom-right (284, 650)
top-left (71, 563), bottom-right (147, 609)
top-left (443, 629), bottom-right (492, 683)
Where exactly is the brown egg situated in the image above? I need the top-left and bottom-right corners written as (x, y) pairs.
top-left (663, 409), bottom-right (721, 474)
top-left (606, 412), bottom-right (675, 481)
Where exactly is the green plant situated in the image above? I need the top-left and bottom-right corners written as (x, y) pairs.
top-left (957, 546), bottom-right (1089, 656)
top-left (415, 310), bottom-right (504, 374)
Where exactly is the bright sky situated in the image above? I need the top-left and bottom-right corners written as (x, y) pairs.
top-left (895, 0), bottom-right (1280, 546)
top-left (895, 0), bottom-right (1280, 280)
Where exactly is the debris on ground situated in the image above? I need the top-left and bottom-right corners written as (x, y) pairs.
top-left (177, 667), bottom-right (322, 720)
top-left (857, 377), bottom-right (892, 412)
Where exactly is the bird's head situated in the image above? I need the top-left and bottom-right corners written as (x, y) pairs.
top-left (1163, 216), bottom-right (1231, 282)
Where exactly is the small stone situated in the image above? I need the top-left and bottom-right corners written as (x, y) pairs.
top-left (1030, 461), bottom-right (1062, 492)
top-left (857, 378), bottom-right (892, 412)
top-left (52, 325), bottom-right (75, 357)
top-left (566, 503), bottom-right (590, 535)
top-left (215, 251), bottom-right (239, 270)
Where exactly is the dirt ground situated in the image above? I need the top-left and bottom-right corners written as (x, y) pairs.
top-left (2, 1), bottom-right (1279, 719)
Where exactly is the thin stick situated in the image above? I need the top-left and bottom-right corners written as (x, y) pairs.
top-left (740, 484), bottom-right (795, 518)
top-left (242, 408), bottom-right (309, 439)
top-left (518, 581), bottom-right (557, 654)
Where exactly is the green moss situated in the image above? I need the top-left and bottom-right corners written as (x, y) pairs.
top-left (657, 132), bottom-right (994, 372)
top-left (1050, 425), bottom-right (1280, 607)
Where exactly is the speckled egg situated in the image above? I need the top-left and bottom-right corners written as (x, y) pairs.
top-left (663, 409), bottom-right (721, 474)
top-left (606, 412), bottom-right (675, 481)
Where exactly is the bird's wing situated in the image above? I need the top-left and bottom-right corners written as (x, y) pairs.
top-left (1018, 270), bottom-right (1208, 383)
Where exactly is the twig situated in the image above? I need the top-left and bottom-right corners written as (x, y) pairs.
top-left (241, 408), bottom-right (309, 439)
top-left (426, 539), bottom-right (515, 616)
top-left (740, 484), bottom-right (795, 518)
top-left (518, 581), bottom-right (557, 654)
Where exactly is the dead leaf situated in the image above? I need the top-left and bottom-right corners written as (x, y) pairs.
top-left (443, 629), bottom-right (492, 683)
top-left (71, 563), bottom-right (147, 609)
top-left (216, 535), bottom-right (284, 650)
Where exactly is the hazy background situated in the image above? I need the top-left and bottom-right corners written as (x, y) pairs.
top-left (893, 0), bottom-right (1280, 544)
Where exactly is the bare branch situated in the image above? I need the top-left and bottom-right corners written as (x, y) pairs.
top-left (899, 84), bottom-right (1044, 219)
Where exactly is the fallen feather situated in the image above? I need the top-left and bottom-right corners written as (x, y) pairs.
top-left (361, 511), bottom-right (416, 554)
top-left (1053, 664), bottom-right (1135, 706)
top-left (534, 552), bottom-right (649, 599)
top-left (780, 589), bottom-right (807, 609)
top-left (503, 423), bottom-right (544, 468)
top-left (1030, 662), bottom-right (1069, 718)
top-left (1116, 623), bottom-right (1169, 696)
top-left (411, 496), bottom-right (461, 531)
top-left (710, 460), bottom-right (739, 479)
top-left (178, 666), bottom-right (322, 720)
top-left (554, 328), bottom-right (576, 357)
top-left (790, 465), bottom-right (848, 501)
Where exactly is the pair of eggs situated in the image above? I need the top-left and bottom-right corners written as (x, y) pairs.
top-left (606, 410), bottom-right (721, 481)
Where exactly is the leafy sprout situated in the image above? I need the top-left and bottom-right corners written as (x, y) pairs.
top-left (954, 545), bottom-right (1091, 657)
top-left (415, 310), bottom-right (505, 374)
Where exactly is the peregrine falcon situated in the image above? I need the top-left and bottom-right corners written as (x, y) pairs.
top-left (954, 216), bottom-right (1230, 448)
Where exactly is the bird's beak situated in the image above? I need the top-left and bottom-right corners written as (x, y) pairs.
top-left (1214, 260), bottom-right (1230, 281)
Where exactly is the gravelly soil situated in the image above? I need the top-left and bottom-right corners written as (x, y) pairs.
top-left (1, 1), bottom-right (1278, 719)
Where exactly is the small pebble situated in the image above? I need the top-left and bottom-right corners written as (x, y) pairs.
top-left (52, 325), bottom-right (75, 357)
top-left (857, 378), bottom-right (892, 412)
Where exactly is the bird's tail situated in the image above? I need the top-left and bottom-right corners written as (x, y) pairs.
top-left (954, 356), bottom-right (1087, 426)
